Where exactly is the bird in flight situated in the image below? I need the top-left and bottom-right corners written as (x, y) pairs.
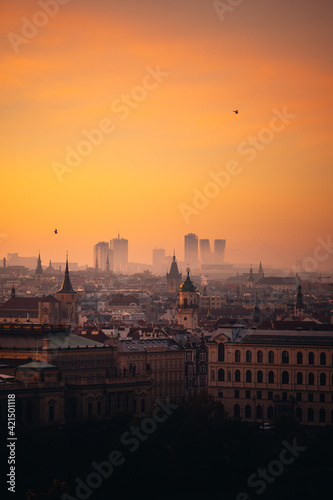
top-left (233, 110), bottom-right (238, 114)
top-left (54, 229), bottom-right (57, 234)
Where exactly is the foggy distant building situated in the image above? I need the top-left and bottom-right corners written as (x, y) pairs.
top-left (93, 241), bottom-right (111, 271)
top-left (184, 233), bottom-right (199, 269)
top-left (110, 235), bottom-right (128, 273)
top-left (199, 239), bottom-right (212, 265)
top-left (35, 252), bottom-right (43, 280)
top-left (214, 239), bottom-right (226, 264)
top-left (153, 248), bottom-right (166, 271)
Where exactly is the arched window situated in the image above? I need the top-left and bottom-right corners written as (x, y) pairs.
top-left (235, 350), bottom-right (241, 363)
top-left (308, 352), bottom-right (314, 365)
top-left (257, 370), bottom-right (263, 383)
top-left (245, 405), bottom-right (251, 418)
top-left (320, 373), bottom-right (326, 386)
top-left (218, 343), bottom-right (225, 362)
top-left (246, 370), bottom-right (252, 383)
top-left (319, 409), bottom-right (326, 423)
top-left (256, 405), bottom-right (263, 419)
top-left (296, 372), bottom-right (303, 385)
top-left (296, 407), bottom-right (302, 422)
top-left (282, 371), bottom-right (289, 384)
top-left (218, 369), bottom-right (225, 382)
top-left (268, 351), bottom-right (274, 363)
top-left (235, 370), bottom-right (241, 382)
top-left (297, 352), bottom-right (303, 364)
top-left (257, 351), bottom-right (263, 363)
top-left (246, 350), bottom-right (252, 363)
top-left (307, 408), bottom-right (314, 422)
top-left (267, 406), bottom-right (274, 420)
top-left (234, 404), bottom-right (240, 418)
top-left (320, 352), bottom-right (326, 365)
top-left (308, 372), bottom-right (314, 385)
top-left (211, 370), bottom-right (215, 381)
top-left (268, 371), bottom-right (274, 384)
top-left (282, 351), bottom-right (289, 364)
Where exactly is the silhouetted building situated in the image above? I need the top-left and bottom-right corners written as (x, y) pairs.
top-left (110, 235), bottom-right (128, 273)
top-left (166, 253), bottom-right (182, 295)
top-left (214, 239), bottom-right (226, 264)
top-left (184, 233), bottom-right (199, 269)
top-left (199, 239), bottom-right (211, 264)
top-left (35, 252), bottom-right (43, 279)
top-left (56, 254), bottom-right (78, 325)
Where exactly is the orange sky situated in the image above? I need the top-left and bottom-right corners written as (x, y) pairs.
top-left (0, 0), bottom-right (332, 269)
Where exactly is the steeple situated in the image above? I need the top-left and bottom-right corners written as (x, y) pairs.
top-left (106, 254), bottom-right (110, 273)
top-left (57, 253), bottom-right (75, 294)
top-left (258, 261), bottom-right (263, 275)
top-left (166, 252), bottom-right (182, 295)
top-left (35, 251), bottom-right (43, 275)
top-left (11, 285), bottom-right (15, 299)
top-left (247, 264), bottom-right (254, 282)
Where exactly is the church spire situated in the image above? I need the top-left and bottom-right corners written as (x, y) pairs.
top-left (57, 253), bottom-right (75, 294)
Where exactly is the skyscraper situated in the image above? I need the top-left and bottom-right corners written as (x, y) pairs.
top-left (93, 242), bottom-right (110, 271)
top-left (184, 233), bottom-right (199, 269)
top-left (110, 235), bottom-right (128, 273)
top-left (199, 239), bottom-right (211, 265)
top-left (214, 239), bottom-right (226, 264)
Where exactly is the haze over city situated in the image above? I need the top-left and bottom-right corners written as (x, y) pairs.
top-left (1, 0), bottom-right (332, 269)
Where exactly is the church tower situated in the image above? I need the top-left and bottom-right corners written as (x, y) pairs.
top-left (295, 284), bottom-right (305, 318)
top-left (177, 268), bottom-right (199, 330)
top-left (35, 252), bottom-right (43, 280)
top-left (166, 252), bottom-right (182, 295)
top-left (56, 253), bottom-right (77, 325)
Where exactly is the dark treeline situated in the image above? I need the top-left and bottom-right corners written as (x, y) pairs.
top-left (1, 392), bottom-right (333, 500)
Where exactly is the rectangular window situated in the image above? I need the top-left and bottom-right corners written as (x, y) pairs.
top-left (88, 402), bottom-right (93, 417)
top-left (245, 390), bottom-right (251, 399)
top-left (97, 402), bottom-right (102, 417)
top-left (257, 391), bottom-right (262, 400)
top-left (268, 391), bottom-right (273, 400)
top-left (320, 393), bottom-right (325, 403)
top-left (308, 393), bottom-right (313, 402)
top-left (234, 390), bottom-right (239, 398)
top-left (296, 393), bottom-right (302, 401)
top-left (218, 391), bottom-right (223, 398)
top-left (282, 392), bottom-right (287, 401)
top-left (141, 398), bottom-right (145, 413)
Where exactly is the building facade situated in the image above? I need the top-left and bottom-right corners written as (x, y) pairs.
top-left (208, 328), bottom-right (333, 426)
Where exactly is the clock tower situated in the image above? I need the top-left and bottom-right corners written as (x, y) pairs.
top-left (177, 268), bottom-right (199, 330)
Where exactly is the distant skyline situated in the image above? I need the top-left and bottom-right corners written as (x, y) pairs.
top-left (1, 0), bottom-right (332, 269)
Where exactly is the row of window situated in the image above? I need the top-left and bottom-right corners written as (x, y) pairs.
top-left (215, 368), bottom-right (330, 386)
top-left (233, 404), bottom-right (330, 423)
top-left (218, 344), bottom-right (330, 365)
top-left (219, 390), bottom-right (332, 403)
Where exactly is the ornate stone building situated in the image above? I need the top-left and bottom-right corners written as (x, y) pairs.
top-left (208, 327), bottom-right (333, 426)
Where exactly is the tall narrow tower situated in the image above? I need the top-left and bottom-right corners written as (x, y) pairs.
top-left (56, 253), bottom-right (77, 325)
top-left (166, 252), bottom-right (182, 295)
top-left (177, 268), bottom-right (199, 330)
top-left (35, 252), bottom-right (43, 280)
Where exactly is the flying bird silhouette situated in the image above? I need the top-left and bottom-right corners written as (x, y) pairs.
top-left (233, 110), bottom-right (238, 114)
top-left (54, 229), bottom-right (57, 234)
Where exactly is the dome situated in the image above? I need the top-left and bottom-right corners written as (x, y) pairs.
top-left (180, 268), bottom-right (196, 292)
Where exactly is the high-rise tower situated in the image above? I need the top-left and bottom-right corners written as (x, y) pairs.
top-left (184, 233), bottom-right (199, 269)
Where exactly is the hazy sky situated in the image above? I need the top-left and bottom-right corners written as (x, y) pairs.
top-left (1, 0), bottom-right (332, 268)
